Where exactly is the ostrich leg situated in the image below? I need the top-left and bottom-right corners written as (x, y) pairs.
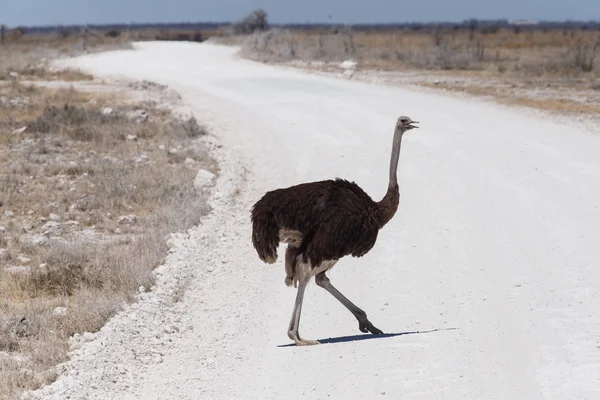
top-left (315, 272), bottom-right (383, 335)
top-left (287, 277), bottom-right (320, 346)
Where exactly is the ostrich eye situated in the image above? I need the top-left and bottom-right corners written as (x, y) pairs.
top-left (400, 119), bottom-right (408, 124)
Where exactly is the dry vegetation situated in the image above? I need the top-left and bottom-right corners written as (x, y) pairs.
top-left (241, 27), bottom-right (600, 75)
top-left (0, 33), bottom-right (216, 399)
top-left (235, 26), bottom-right (600, 114)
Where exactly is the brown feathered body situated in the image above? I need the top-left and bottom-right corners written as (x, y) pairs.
top-left (251, 178), bottom-right (399, 286)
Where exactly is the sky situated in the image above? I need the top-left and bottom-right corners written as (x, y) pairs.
top-left (2, 0), bottom-right (598, 27)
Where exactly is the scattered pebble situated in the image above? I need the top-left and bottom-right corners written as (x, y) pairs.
top-left (118, 215), bottom-right (137, 224)
top-left (53, 307), bottom-right (68, 317)
top-left (16, 255), bottom-right (31, 264)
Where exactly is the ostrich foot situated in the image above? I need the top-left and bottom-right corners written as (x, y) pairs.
top-left (359, 320), bottom-right (383, 335)
top-left (288, 331), bottom-right (320, 346)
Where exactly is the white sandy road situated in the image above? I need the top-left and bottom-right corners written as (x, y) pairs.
top-left (25, 42), bottom-right (600, 400)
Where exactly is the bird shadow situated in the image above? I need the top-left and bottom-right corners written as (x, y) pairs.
top-left (277, 327), bottom-right (457, 348)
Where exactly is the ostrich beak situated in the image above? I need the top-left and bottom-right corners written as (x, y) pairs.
top-left (408, 121), bottom-right (419, 129)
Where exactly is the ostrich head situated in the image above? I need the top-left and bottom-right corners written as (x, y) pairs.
top-left (396, 116), bottom-right (418, 131)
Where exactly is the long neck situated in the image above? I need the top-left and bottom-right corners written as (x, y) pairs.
top-left (376, 128), bottom-right (403, 228)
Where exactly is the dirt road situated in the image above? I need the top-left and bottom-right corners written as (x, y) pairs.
top-left (26, 42), bottom-right (600, 400)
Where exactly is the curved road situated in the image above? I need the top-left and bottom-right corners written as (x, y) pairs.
top-left (38, 42), bottom-right (600, 399)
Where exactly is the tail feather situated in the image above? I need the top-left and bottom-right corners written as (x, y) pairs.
top-left (251, 199), bottom-right (279, 264)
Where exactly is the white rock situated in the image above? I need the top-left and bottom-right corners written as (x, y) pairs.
top-left (53, 307), bottom-right (68, 317)
top-left (82, 332), bottom-right (95, 342)
top-left (184, 157), bottom-right (195, 165)
top-left (4, 210), bottom-right (14, 218)
top-left (9, 71), bottom-right (19, 78)
top-left (0, 225), bottom-right (5, 233)
top-left (27, 210), bottom-right (34, 215)
top-left (26, 234), bottom-right (49, 246)
top-left (12, 126), bottom-right (27, 135)
top-left (126, 134), bottom-right (138, 141)
top-left (118, 215), bottom-right (137, 224)
top-left (193, 169), bottom-right (216, 191)
top-left (17, 256), bottom-right (31, 264)
top-left (138, 286), bottom-right (146, 293)
top-left (158, 145), bottom-right (166, 151)
top-left (128, 109), bottom-right (148, 123)
top-left (100, 107), bottom-right (114, 116)
top-left (42, 221), bottom-right (62, 233)
top-left (48, 213), bottom-right (61, 222)
top-left (39, 263), bottom-right (48, 270)
top-left (340, 59), bottom-right (357, 70)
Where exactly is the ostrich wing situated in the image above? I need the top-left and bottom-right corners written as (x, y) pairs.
top-left (303, 183), bottom-right (380, 265)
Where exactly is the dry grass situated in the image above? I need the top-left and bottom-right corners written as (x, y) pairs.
top-left (420, 81), bottom-right (600, 114)
top-left (241, 28), bottom-right (600, 77)
top-left (0, 70), bottom-right (214, 397)
top-left (0, 30), bottom-right (131, 83)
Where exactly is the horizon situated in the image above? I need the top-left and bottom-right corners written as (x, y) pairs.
top-left (6, 17), bottom-right (600, 30)
top-left (3, 0), bottom-right (599, 29)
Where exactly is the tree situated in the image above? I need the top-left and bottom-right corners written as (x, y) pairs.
top-left (233, 8), bottom-right (269, 34)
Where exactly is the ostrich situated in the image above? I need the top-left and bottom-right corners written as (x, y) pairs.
top-left (251, 116), bottom-right (419, 346)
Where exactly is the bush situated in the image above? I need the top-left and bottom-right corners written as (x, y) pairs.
top-left (105, 29), bottom-right (121, 38)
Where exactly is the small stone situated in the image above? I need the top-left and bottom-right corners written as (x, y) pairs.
top-left (27, 235), bottom-right (48, 246)
top-left (39, 263), bottom-right (48, 270)
top-left (53, 307), bottom-right (68, 317)
top-left (126, 134), bottom-right (138, 141)
top-left (158, 145), bottom-right (166, 151)
top-left (193, 169), bottom-right (216, 191)
top-left (0, 225), bottom-right (5, 233)
top-left (118, 215), bottom-right (137, 224)
top-left (12, 126), bottom-right (27, 135)
top-left (100, 107), bottom-right (114, 116)
top-left (48, 213), bottom-right (61, 222)
top-left (138, 286), bottom-right (146, 293)
top-left (340, 60), bottom-right (357, 70)
top-left (4, 210), bottom-right (14, 218)
top-left (128, 109), bottom-right (148, 123)
top-left (17, 256), bottom-right (31, 264)
top-left (27, 210), bottom-right (34, 215)
top-left (42, 221), bottom-right (61, 234)
top-left (184, 157), bottom-right (195, 165)
top-left (82, 332), bottom-right (95, 342)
